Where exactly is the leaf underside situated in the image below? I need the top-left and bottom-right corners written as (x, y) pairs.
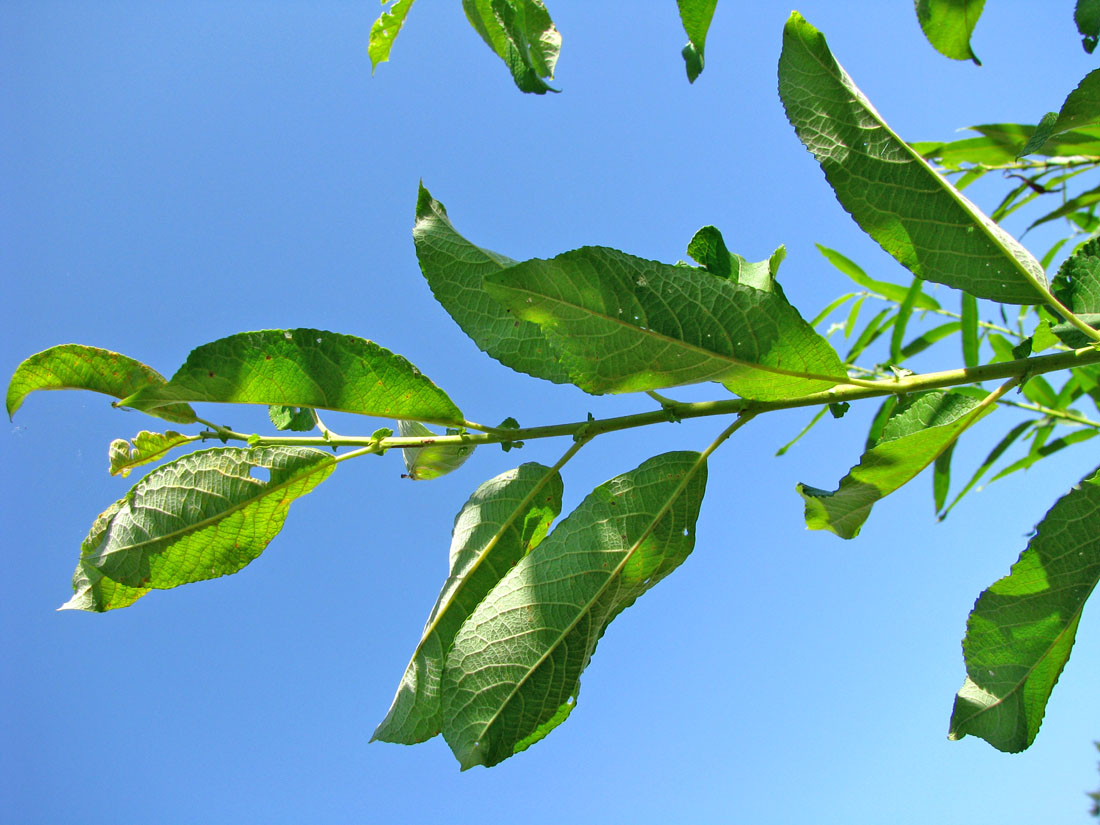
top-left (63, 446), bottom-right (335, 612)
top-left (373, 462), bottom-right (564, 744)
top-left (799, 391), bottom-right (991, 538)
top-left (914, 0), bottom-right (985, 64)
top-left (368, 0), bottom-right (416, 72)
top-left (441, 451), bottom-right (706, 769)
top-left (462, 0), bottom-right (560, 94)
top-left (484, 245), bottom-right (847, 399)
top-left (949, 465), bottom-right (1100, 751)
top-left (413, 184), bottom-right (572, 386)
top-left (677, 0), bottom-right (718, 82)
top-left (779, 12), bottom-right (1047, 305)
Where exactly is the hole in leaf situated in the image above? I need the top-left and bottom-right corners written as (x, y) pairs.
top-left (249, 466), bottom-right (271, 484)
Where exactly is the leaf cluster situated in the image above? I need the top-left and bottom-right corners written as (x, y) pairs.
top-left (9, 5), bottom-right (1100, 771)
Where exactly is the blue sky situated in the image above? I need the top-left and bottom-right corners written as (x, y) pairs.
top-left (3, 2), bottom-right (1100, 822)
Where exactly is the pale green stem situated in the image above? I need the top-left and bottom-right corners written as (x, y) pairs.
top-left (996, 398), bottom-right (1100, 429)
top-left (187, 345), bottom-right (1100, 453)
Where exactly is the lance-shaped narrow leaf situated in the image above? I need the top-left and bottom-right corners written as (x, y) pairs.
top-left (484, 246), bottom-right (847, 399)
top-left (368, 0), bottom-right (416, 72)
top-left (118, 329), bottom-right (464, 427)
top-left (413, 185), bottom-right (571, 386)
top-left (798, 391), bottom-right (993, 539)
top-left (397, 420), bottom-right (475, 481)
top-left (60, 446), bottom-right (335, 612)
top-left (677, 0), bottom-right (718, 83)
top-left (108, 430), bottom-right (200, 477)
top-left (948, 465), bottom-right (1100, 751)
top-left (373, 463), bottom-right (563, 744)
top-left (441, 451), bottom-right (706, 769)
top-left (779, 12), bottom-right (1048, 305)
top-left (462, 0), bottom-right (560, 94)
top-left (7, 344), bottom-right (196, 424)
top-left (914, 0), bottom-right (985, 64)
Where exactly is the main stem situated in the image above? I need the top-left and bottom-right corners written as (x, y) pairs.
top-left (200, 344), bottom-right (1100, 452)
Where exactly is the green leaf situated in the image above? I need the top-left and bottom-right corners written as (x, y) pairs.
top-left (462, 0), bottom-right (560, 94)
top-left (7, 344), bottom-right (196, 424)
top-left (108, 430), bottom-right (200, 478)
top-left (815, 245), bottom-right (939, 310)
top-left (440, 451), bottom-right (706, 769)
top-left (1017, 112), bottom-right (1059, 158)
top-left (915, 0), bottom-right (985, 64)
top-left (677, 0), bottom-right (718, 83)
top-left (798, 391), bottom-right (992, 538)
top-left (775, 406), bottom-right (828, 457)
top-left (890, 277), bottom-right (924, 364)
top-left (939, 420), bottom-right (1031, 519)
top-left (413, 185), bottom-right (571, 386)
top-left (1026, 184), bottom-right (1100, 232)
top-left (1054, 68), bottom-right (1100, 133)
top-left (368, 0), bottom-right (416, 73)
top-left (687, 226), bottom-right (785, 294)
top-left (1077, 0), bottom-right (1100, 53)
top-left (1051, 237), bottom-right (1100, 346)
top-left (117, 329), bottom-right (464, 427)
top-left (268, 405), bottom-right (316, 432)
top-left (915, 123), bottom-right (1100, 168)
top-left (900, 321), bottom-right (961, 360)
top-left (60, 446), bottom-right (335, 612)
top-left (484, 245), bottom-right (848, 399)
top-left (948, 465), bottom-right (1100, 751)
top-left (779, 13), bottom-right (1048, 305)
top-left (397, 420), bottom-right (475, 481)
top-left (373, 463), bottom-right (564, 744)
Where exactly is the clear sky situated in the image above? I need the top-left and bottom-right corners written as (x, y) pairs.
top-left (3, 2), bottom-right (1099, 823)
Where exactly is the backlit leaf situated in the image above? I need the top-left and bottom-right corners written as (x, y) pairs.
top-left (117, 329), bottom-right (464, 427)
top-left (799, 391), bottom-right (992, 538)
top-left (948, 465), bottom-right (1100, 751)
top-left (677, 0), bottom-right (718, 82)
top-left (60, 446), bottom-right (335, 612)
top-left (484, 245), bottom-right (848, 399)
top-left (398, 420), bottom-right (475, 480)
top-left (779, 13), bottom-right (1048, 305)
top-left (268, 405), bottom-right (316, 432)
top-left (373, 463), bottom-right (563, 744)
top-left (368, 0), bottom-right (416, 72)
top-left (462, 0), bottom-right (560, 94)
top-left (108, 430), bottom-right (199, 477)
top-left (441, 451), bottom-right (706, 769)
top-left (7, 344), bottom-right (196, 424)
top-left (815, 245), bottom-right (939, 309)
top-left (915, 0), bottom-right (985, 64)
top-left (413, 185), bottom-right (571, 386)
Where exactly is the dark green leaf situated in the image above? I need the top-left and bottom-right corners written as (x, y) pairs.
top-left (60, 446), bottom-right (335, 612)
top-left (7, 344), bottom-right (196, 424)
top-left (1017, 112), bottom-right (1059, 158)
top-left (108, 430), bottom-right (199, 478)
top-left (815, 245), bottom-right (940, 309)
top-left (914, 0), bottom-right (985, 64)
top-left (900, 321), bottom-right (962, 360)
top-left (779, 13), bottom-right (1046, 304)
top-left (462, 0), bottom-right (560, 94)
top-left (939, 420), bottom-right (1031, 519)
top-left (373, 463), bottom-right (564, 745)
top-left (484, 245), bottom-right (848, 399)
top-left (890, 278), bottom-right (925, 364)
top-left (413, 185), bottom-right (571, 386)
top-left (933, 439), bottom-right (956, 513)
top-left (1053, 68), bottom-right (1100, 133)
top-left (368, 0), bottom-right (416, 72)
top-left (799, 391), bottom-right (992, 538)
top-left (441, 451), bottom-right (706, 769)
top-left (268, 405), bottom-right (316, 432)
top-left (677, 0), bottom-right (718, 82)
top-left (949, 465), bottom-right (1100, 751)
top-left (118, 329), bottom-right (464, 427)
top-left (1077, 0), bottom-right (1100, 52)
